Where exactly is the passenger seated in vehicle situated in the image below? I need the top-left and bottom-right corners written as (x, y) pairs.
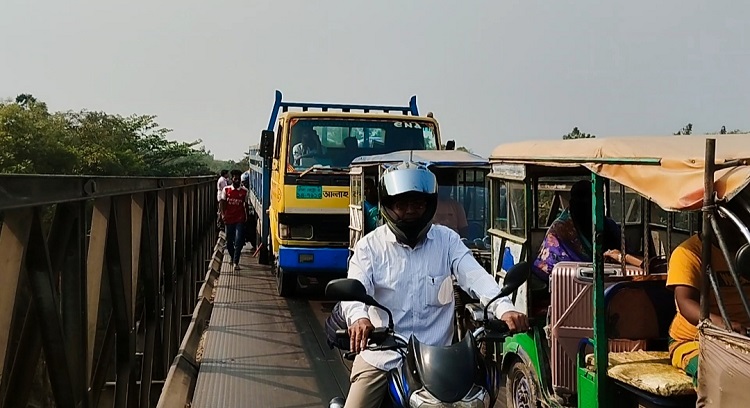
top-left (532, 180), bottom-right (642, 282)
top-left (363, 178), bottom-right (379, 233)
top-left (292, 126), bottom-right (326, 166)
top-left (431, 171), bottom-right (469, 238)
top-left (667, 209), bottom-right (750, 385)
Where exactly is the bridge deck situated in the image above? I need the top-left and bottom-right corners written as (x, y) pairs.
top-left (191, 250), bottom-right (350, 407)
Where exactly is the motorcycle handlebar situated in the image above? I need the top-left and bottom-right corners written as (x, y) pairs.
top-left (336, 326), bottom-right (395, 343)
top-left (480, 319), bottom-right (512, 342)
top-left (336, 319), bottom-right (513, 360)
top-left (485, 318), bottom-right (510, 333)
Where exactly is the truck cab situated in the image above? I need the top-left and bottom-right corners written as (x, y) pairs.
top-left (248, 91), bottom-right (449, 297)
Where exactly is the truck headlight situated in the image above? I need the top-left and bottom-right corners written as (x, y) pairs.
top-left (278, 223), bottom-right (313, 240)
top-left (279, 223), bottom-right (290, 239)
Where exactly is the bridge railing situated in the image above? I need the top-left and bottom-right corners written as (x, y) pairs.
top-left (0, 174), bottom-right (217, 408)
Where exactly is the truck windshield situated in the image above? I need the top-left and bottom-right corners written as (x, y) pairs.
top-left (286, 118), bottom-right (439, 172)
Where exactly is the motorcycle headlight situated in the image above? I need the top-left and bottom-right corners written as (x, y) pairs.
top-left (407, 385), bottom-right (490, 407)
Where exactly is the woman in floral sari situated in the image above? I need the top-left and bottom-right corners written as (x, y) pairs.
top-left (532, 180), bottom-right (641, 282)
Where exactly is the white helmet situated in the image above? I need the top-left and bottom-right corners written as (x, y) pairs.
top-left (379, 161), bottom-right (438, 247)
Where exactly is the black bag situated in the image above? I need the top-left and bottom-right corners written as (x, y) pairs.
top-left (325, 302), bottom-right (350, 351)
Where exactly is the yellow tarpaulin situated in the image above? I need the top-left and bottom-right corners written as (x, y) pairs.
top-left (490, 134), bottom-right (750, 211)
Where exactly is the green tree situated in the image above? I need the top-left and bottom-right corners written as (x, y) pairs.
top-left (677, 124), bottom-right (747, 136)
top-left (0, 98), bottom-right (77, 174)
top-left (0, 94), bottom-right (214, 176)
top-left (563, 127), bottom-right (595, 140)
top-left (674, 123), bottom-right (693, 135)
top-left (15, 93), bottom-right (38, 107)
top-left (712, 125), bottom-right (746, 135)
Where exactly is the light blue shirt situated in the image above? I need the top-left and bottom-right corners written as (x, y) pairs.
top-left (341, 224), bottom-right (517, 371)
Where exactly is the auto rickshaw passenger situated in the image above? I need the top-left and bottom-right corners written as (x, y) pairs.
top-left (363, 178), bottom-right (379, 233)
top-left (532, 180), bottom-right (642, 282)
top-left (667, 210), bottom-right (750, 384)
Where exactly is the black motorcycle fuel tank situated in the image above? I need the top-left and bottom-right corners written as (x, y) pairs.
top-left (407, 334), bottom-right (481, 402)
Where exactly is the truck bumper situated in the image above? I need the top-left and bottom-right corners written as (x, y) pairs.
top-left (277, 246), bottom-right (350, 275)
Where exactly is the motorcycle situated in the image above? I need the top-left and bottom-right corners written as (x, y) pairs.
top-left (325, 262), bottom-right (530, 408)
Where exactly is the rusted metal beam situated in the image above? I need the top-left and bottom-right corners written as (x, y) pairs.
top-left (1, 176), bottom-right (216, 408)
top-left (1, 293), bottom-right (41, 408)
top-left (161, 192), bottom-right (178, 376)
top-left (104, 200), bottom-right (136, 408)
top-left (129, 194), bottom-right (145, 326)
top-left (90, 311), bottom-right (116, 407)
top-left (51, 202), bottom-right (87, 405)
top-left (87, 198), bottom-right (111, 383)
top-left (26, 209), bottom-right (76, 407)
top-left (139, 194), bottom-right (159, 407)
top-left (0, 175), bottom-right (213, 212)
top-left (0, 208), bottom-right (32, 384)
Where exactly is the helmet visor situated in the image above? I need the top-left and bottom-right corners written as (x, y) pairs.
top-left (381, 167), bottom-right (438, 197)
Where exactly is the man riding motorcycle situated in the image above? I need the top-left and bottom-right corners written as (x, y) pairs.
top-left (339, 161), bottom-right (529, 407)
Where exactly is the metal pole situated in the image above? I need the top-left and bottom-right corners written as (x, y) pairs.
top-left (259, 134), bottom-right (273, 265)
top-left (592, 174), bottom-right (608, 407)
top-left (700, 139), bottom-right (716, 321)
top-left (620, 184), bottom-right (627, 273)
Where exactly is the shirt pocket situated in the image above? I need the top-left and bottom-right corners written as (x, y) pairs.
top-left (425, 273), bottom-right (454, 308)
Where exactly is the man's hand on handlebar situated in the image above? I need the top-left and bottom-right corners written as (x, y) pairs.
top-left (349, 318), bottom-right (374, 353)
top-left (500, 311), bottom-right (529, 333)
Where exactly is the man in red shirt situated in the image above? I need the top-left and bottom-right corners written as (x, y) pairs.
top-left (219, 170), bottom-right (249, 270)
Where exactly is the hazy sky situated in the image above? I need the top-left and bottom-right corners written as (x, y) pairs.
top-left (2, 1), bottom-right (748, 160)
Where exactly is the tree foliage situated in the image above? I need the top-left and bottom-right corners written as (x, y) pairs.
top-left (563, 127), bottom-right (595, 140)
top-left (0, 94), bottom-right (227, 176)
top-left (674, 123), bottom-right (693, 135)
top-left (707, 125), bottom-right (746, 135)
top-left (675, 123), bottom-right (748, 136)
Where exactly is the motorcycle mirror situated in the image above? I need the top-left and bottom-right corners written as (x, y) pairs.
top-left (325, 278), bottom-right (374, 304)
top-left (325, 278), bottom-right (395, 330)
top-left (483, 261), bottom-right (530, 322)
top-left (499, 262), bottom-right (531, 298)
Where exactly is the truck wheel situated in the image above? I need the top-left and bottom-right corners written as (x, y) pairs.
top-left (506, 359), bottom-right (539, 408)
top-left (276, 266), bottom-right (296, 297)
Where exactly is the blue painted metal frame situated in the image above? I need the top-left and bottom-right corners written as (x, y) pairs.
top-left (265, 90), bottom-right (419, 132)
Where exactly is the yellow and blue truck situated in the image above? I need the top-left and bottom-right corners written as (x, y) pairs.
top-left (247, 90), bottom-right (448, 296)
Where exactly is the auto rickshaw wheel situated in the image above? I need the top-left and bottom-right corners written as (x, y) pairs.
top-left (506, 359), bottom-right (539, 408)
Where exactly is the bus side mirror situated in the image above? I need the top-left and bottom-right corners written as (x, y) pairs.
top-left (446, 140), bottom-right (455, 150)
top-left (260, 130), bottom-right (274, 159)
